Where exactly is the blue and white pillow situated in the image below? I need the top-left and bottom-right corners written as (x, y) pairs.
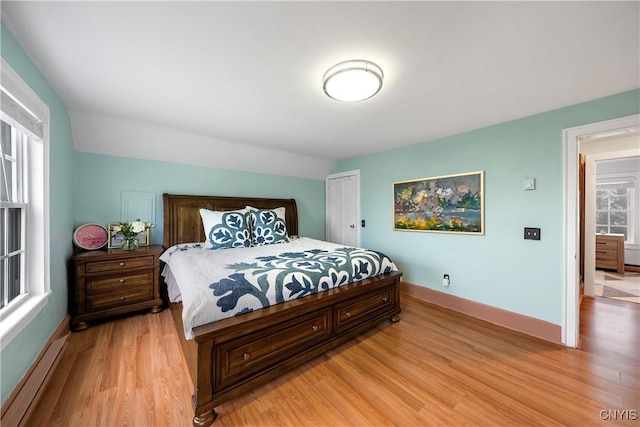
top-left (200, 208), bottom-right (252, 249)
top-left (247, 206), bottom-right (289, 246)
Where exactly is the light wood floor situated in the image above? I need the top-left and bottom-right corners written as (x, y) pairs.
top-left (28, 294), bottom-right (639, 426)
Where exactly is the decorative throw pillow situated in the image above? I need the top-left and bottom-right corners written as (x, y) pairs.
top-left (200, 208), bottom-right (252, 249)
top-left (247, 206), bottom-right (289, 246)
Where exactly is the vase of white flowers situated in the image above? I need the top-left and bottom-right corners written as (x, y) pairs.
top-left (120, 237), bottom-right (139, 251)
top-left (112, 220), bottom-right (152, 251)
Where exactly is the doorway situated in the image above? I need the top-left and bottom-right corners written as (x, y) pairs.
top-left (592, 155), bottom-right (640, 304)
top-left (563, 114), bottom-right (640, 347)
top-left (583, 147), bottom-right (639, 298)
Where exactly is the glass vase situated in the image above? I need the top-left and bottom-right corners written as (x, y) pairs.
top-left (120, 237), bottom-right (138, 251)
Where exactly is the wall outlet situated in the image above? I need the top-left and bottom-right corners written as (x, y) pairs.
top-left (524, 227), bottom-right (541, 240)
top-left (442, 274), bottom-right (450, 287)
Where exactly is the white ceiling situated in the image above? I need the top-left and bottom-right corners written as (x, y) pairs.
top-left (2, 1), bottom-right (638, 179)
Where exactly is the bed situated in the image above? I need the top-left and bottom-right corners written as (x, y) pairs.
top-left (161, 193), bottom-right (402, 426)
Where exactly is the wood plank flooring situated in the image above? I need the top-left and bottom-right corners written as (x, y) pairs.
top-left (28, 294), bottom-right (639, 426)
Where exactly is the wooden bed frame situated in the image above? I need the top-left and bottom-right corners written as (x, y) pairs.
top-left (162, 193), bottom-right (402, 426)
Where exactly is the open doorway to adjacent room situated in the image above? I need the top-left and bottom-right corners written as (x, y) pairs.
top-left (564, 114), bottom-right (640, 347)
top-left (592, 156), bottom-right (640, 304)
top-left (582, 146), bottom-right (639, 305)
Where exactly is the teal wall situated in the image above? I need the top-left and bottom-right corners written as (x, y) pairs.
top-left (1, 22), bottom-right (76, 405)
top-left (74, 153), bottom-right (326, 242)
top-left (334, 89), bottom-right (640, 326)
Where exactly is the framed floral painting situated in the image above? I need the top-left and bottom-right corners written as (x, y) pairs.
top-left (393, 171), bottom-right (484, 235)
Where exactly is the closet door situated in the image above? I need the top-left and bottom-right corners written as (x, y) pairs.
top-left (326, 171), bottom-right (360, 246)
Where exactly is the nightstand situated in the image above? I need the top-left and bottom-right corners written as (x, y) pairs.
top-left (595, 234), bottom-right (625, 274)
top-left (71, 245), bottom-right (164, 331)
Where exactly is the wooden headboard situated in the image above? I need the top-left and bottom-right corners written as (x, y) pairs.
top-left (162, 193), bottom-right (299, 248)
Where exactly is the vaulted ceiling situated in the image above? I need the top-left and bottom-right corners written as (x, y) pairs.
top-left (2, 1), bottom-right (638, 179)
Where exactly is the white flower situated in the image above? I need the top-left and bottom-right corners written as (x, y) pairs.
top-left (130, 221), bottom-right (146, 233)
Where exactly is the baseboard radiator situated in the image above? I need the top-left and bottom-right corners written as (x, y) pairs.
top-left (0, 315), bottom-right (69, 427)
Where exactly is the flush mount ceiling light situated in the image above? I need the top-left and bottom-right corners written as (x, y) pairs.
top-left (322, 60), bottom-right (383, 102)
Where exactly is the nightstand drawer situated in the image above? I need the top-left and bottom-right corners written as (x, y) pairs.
top-left (596, 240), bottom-right (619, 251)
top-left (86, 286), bottom-right (153, 311)
top-left (86, 271), bottom-right (154, 294)
top-left (85, 256), bottom-right (155, 274)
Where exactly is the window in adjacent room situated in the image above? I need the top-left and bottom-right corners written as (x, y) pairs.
top-left (0, 59), bottom-right (50, 348)
top-left (595, 168), bottom-right (638, 244)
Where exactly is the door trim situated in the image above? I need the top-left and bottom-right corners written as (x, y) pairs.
top-left (562, 114), bottom-right (639, 348)
top-left (325, 170), bottom-right (361, 247)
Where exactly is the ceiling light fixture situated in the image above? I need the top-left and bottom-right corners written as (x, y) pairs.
top-left (322, 60), bottom-right (383, 102)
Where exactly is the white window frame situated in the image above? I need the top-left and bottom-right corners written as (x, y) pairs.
top-left (0, 59), bottom-right (51, 350)
top-left (595, 172), bottom-right (637, 243)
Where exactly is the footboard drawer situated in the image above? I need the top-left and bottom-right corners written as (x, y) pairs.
top-left (334, 286), bottom-right (394, 333)
top-left (215, 308), bottom-right (332, 391)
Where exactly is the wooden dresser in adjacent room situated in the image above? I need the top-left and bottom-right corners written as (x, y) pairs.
top-left (595, 234), bottom-right (625, 274)
top-left (71, 245), bottom-right (164, 330)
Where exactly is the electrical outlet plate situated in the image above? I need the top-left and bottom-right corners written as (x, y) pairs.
top-left (524, 227), bottom-right (541, 240)
top-left (442, 274), bottom-right (450, 287)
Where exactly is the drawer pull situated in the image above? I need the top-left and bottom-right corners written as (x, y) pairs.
top-left (119, 262), bottom-right (125, 267)
top-left (382, 296), bottom-right (389, 302)
top-left (119, 297), bottom-right (125, 301)
top-left (243, 352), bottom-right (251, 360)
top-left (119, 279), bottom-right (125, 283)
top-left (312, 325), bottom-right (318, 331)
top-left (344, 311), bottom-right (351, 318)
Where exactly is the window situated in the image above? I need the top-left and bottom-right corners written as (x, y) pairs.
top-left (1, 120), bottom-right (28, 309)
top-left (595, 174), bottom-right (636, 243)
top-left (0, 59), bottom-right (50, 349)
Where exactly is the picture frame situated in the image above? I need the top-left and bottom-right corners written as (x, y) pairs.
top-left (393, 171), bottom-right (484, 235)
top-left (107, 223), bottom-right (151, 248)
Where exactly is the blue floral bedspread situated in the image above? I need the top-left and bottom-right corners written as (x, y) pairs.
top-left (160, 237), bottom-right (397, 339)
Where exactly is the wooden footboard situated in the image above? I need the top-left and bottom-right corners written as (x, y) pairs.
top-left (178, 271), bottom-right (402, 426)
top-left (168, 302), bottom-right (197, 390)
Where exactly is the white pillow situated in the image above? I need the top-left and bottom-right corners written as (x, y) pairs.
top-left (200, 208), bottom-right (252, 249)
top-left (246, 206), bottom-right (289, 246)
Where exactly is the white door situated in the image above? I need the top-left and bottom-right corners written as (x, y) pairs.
top-left (326, 170), bottom-right (360, 246)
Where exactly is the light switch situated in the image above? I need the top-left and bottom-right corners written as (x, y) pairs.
top-left (524, 178), bottom-right (536, 191)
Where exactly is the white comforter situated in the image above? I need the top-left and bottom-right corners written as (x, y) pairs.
top-left (160, 237), bottom-right (397, 339)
